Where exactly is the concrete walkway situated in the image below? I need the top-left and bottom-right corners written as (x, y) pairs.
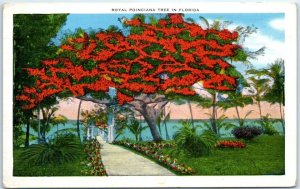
top-left (98, 141), bottom-right (175, 176)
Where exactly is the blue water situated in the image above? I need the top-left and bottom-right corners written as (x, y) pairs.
top-left (23, 119), bottom-right (284, 143)
top-left (117, 119), bottom-right (284, 141)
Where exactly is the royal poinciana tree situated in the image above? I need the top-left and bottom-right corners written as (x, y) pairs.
top-left (17, 14), bottom-right (243, 141)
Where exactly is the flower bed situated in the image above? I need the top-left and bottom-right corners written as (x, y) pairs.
top-left (114, 140), bottom-right (194, 175)
top-left (81, 139), bottom-right (107, 176)
top-left (215, 140), bottom-right (246, 148)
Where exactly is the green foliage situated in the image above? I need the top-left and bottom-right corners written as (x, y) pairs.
top-left (198, 16), bottom-right (209, 29)
top-left (113, 49), bottom-right (138, 60)
top-left (263, 59), bottom-right (285, 106)
top-left (174, 120), bottom-right (217, 157)
top-left (161, 108), bottom-right (171, 140)
top-left (201, 114), bottom-right (236, 135)
top-left (144, 44), bottom-right (163, 54)
top-left (13, 14), bottom-right (68, 145)
top-left (246, 59), bottom-right (285, 133)
top-left (81, 105), bottom-right (107, 128)
top-left (13, 125), bottom-right (24, 148)
top-left (14, 147), bottom-right (86, 176)
top-left (260, 114), bottom-right (279, 136)
top-left (29, 104), bottom-right (67, 142)
top-left (132, 14), bottom-right (146, 22)
top-left (237, 110), bottom-right (253, 127)
top-left (114, 109), bottom-right (133, 141)
top-left (162, 135), bottom-right (284, 175)
top-left (20, 134), bottom-right (82, 165)
top-left (130, 63), bottom-right (142, 74)
top-left (232, 49), bottom-right (248, 62)
top-left (127, 119), bottom-right (147, 141)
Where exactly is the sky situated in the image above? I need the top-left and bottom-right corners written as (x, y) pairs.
top-left (55, 13), bottom-right (285, 72)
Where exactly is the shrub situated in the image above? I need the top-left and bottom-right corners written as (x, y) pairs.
top-left (21, 134), bottom-right (82, 165)
top-left (216, 140), bottom-right (246, 148)
top-left (82, 139), bottom-right (107, 176)
top-left (263, 123), bottom-right (279, 135)
top-left (231, 126), bottom-right (263, 140)
top-left (174, 120), bottom-right (217, 157)
top-left (261, 115), bottom-right (279, 135)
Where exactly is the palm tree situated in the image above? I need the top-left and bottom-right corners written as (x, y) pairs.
top-left (128, 119), bottom-right (147, 142)
top-left (33, 105), bottom-right (59, 143)
top-left (262, 59), bottom-right (285, 133)
top-left (196, 90), bottom-right (219, 135)
top-left (245, 70), bottom-right (270, 121)
top-left (52, 115), bottom-right (68, 139)
top-left (219, 91), bottom-right (253, 127)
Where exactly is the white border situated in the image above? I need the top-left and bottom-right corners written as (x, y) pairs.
top-left (2, 2), bottom-right (297, 188)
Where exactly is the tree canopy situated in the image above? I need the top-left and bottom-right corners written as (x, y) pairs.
top-left (13, 14), bottom-right (68, 146)
top-left (14, 14), bottom-right (68, 115)
top-left (17, 14), bottom-right (242, 109)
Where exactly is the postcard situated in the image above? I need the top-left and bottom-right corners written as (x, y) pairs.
top-left (2, 2), bottom-right (297, 188)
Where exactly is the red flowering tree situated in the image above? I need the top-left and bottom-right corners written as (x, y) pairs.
top-left (17, 14), bottom-right (242, 141)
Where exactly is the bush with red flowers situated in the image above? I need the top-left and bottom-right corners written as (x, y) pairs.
top-left (81, 139), bottom-right (107, 176)
top-left (215, 140), bottom-right (246, 149)
top-left (114, 140), bottom-right (194, 175)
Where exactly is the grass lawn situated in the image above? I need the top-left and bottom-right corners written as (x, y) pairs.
top-left (13, 147), bottom-right (86, 176)
top-left (162, 135), bottom-right (285, 175)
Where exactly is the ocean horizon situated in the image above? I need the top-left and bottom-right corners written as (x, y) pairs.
top-left (22, 118), bottom-right (284, 144)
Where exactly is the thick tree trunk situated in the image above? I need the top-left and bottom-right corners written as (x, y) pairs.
top-left (25, 118), bottom-right (30, 148)
top-left (211, 93), bottom-right (218, 134)
top-left (77, 100), bottom-right (82, 139)
top-left (127, 94), bottom-right (168, 141)
top-left (140, 106), bottom-right (162, 141)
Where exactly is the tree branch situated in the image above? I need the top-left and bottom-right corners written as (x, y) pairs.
top-left (133, 94), bottom-right (167, 104)
top-left (126, 101), bottom-right (144, 112)
top-left (76, 96), bottom-right (110, 105)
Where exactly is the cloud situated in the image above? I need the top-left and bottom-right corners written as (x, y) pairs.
top-left (243, 30), bottom-right (284, 68)
top-left (269, 18), bottom-right (285, 31)
top-left (197, 18), bottom-right (213, 29)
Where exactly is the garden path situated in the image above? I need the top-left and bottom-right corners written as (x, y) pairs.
top-left (97, 138), bottom-right (175, 176)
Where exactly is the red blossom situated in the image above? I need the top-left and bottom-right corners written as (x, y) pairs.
top-left (125, 18), bottom-right (142, 26)
top-left (17, 14), bottom-right (241, 109)
top-left (216, 140), bottom-right (246, 148)
top-left (61, 44), bottom-right (74, 51)
top-left (168, 14), bottom-right (184, 24)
